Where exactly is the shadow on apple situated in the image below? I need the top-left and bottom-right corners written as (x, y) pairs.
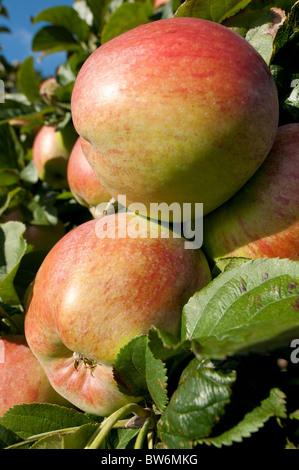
top-left (203, 123), bottom-right (299, 262)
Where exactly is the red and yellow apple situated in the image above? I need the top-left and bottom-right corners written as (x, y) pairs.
top-left (71, 17), bottom-right (279, 221)
top-left (203, 123), bottom-right (299, 262)
top-left (39, 77), bottom-right (59, 105)
top-left (32, 124), bottom-right (77, 189)
top-left (0, 335), bottom-right (70, 417)
top-left (25, 212), bottom-right (211, 416)
top-left (67, 137), bottom-right (112, 216)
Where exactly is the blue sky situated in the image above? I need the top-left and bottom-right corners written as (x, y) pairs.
top-left (0, 0), bottom-right (75, 77)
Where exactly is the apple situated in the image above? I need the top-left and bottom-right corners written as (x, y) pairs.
top-left (39, 77), bottom-right (59, 105)
top-left (1, 208), bottom-right (66, 252)
top-left (24, 212), bottom-right (212, 416)
top-left (203, 123), bottom-right (299, 262)
top-left (67, 137), bottom-right (112, 216)
top-left (0, 335), bottom-right (70, 417)
top-left (71, 17), bottom-right (279, 222)
top-left (24, 221), bottom-right (66, 252)
top-left (32, 124), bottom-right (77, 189)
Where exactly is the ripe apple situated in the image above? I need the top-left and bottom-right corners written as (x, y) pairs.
top-left (25, 212), bottom-right (212, 416)
top-left (1, 208), bottom-right (66, 252)
top-left (67, 137), bottom-right (112, 216)
top-left (32, 124), bottom-right (77, 189)
top-left (203, 123), bottom-right (299, 262)
top-left (71, 17), bottom-right (279, 221)
top-left (39, 77), bottom-right (59, 105)
top-left (0, 335), bottom-right (70, 417)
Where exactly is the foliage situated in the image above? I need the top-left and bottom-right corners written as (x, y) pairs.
top-left (0, 0), bottom-right (298, 450)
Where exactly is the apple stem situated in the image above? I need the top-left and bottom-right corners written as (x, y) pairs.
top-left (147, 429), bottom-right (155, 449)
top-left (84, 403), bottom-right (149, 450)
top-left (134, 417), bottom-right (152, 449)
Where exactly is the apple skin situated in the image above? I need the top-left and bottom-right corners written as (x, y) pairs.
top-left (0, 336), bottom-right (70, 417)
top-left (1, 208), bottom-right (66, 252)
top-left (203, 123), bottom-right (299, 262)
top-left (25, 212), bottom-right (211, 416)
top-left (71, 17), bottom-right (279, 221)
top-left (32, 124), bottom-right (77, 189)
top-left (67, 137), bottom-right (112, 214)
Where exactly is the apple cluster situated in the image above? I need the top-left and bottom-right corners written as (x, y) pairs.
top-left (1, 17), bottom-right (298, 418)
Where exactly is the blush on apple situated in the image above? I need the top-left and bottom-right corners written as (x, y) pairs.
top-left (0, 335), bottom-right (70, 417)
top-left (67, 137), bottom-right (112, 216)
top-left (25, 212), bottom-right (212, 416)
top-left (71, 17), bottom-right (279, 221)
top-left (32, 124), bottom-right (77, 189)
top-left (203, 123), bottom-right (299, 262)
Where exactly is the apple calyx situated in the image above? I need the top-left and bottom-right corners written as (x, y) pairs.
top-left (73, 351), bottom-right (98, 375)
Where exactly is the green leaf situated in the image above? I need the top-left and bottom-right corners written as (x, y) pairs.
top-left (0, 404), bottom-right (96, 440)
top-left (33, 6), bottom-right (90, 42)
top-left (29, 434), bottom-right (65, 449)
top-left (283, 83), bottom-right (299, 120)
top-left (0, 424), bottom-right (22, 449)
top-left (32, 26), bottom-right (81, 55)
top-left (145, 342), bottom-right (168, 413)
top-left (55, 82), bottom-right (75, 103)
top-left (174, 0), bottom-right (252, 23)
top-left (157, 358), bottom-right (236, 449)
top-left (199, 388), bottom-right (287, 447)
top-left (101, 2), bottom-right (153, 44)
top-left (212, 256), bottom-right (251, 277)
top-left (271, 1), bottom-right (299, 62)
top-left (269, 2), bottom-right (299, 120)
top-left (0, 188), bottom-right (24, 217)
top-left (182, 258), bottom-right (299, 359)
top-left (86, 0), bottom-right (112, 32)
top-left (19, 160), bottom-right (38, 184)
top-left (0, 95), bottom-right (54, 125)
top-left (0, 221), bottom-right (27, 305)
top-left (113, 335), bottom-right (168, 412)
top-left (67, 50), bottom-right (90, 76)
top-left (56, 61), bottom-right (76, 86)
top-left (0, 169), bottom-right (19, 186)
top-left (30, 423), bottom-right (98, 449)
top-left (17, 57), bottom-right (41, 103)
top-left (245, 23), bottom-right (274, 64)
top-left (116, 428), bottom-right (140, 449)
top-left (148, 326), bottom-right (190, 362)
top-left (289, 410), bottom-right (299, 420)
top-left (113, 336), bottom-right (149, 397)
top-left (27, 198), bottom-right (58, 226)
